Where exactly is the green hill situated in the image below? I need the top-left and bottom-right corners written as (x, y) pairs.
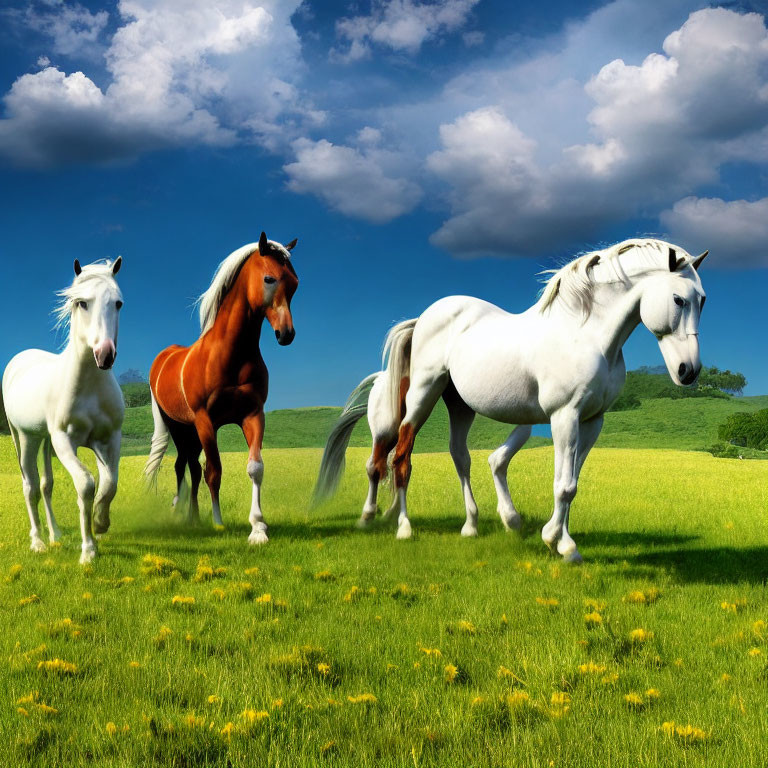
top-left (120, 393), bottom-right (768, 457)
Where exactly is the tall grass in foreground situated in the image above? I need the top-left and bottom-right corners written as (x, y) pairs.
top-left (0, 436), bottom-right (766, 767)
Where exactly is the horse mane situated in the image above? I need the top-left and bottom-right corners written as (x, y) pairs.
top-left (53, 259), bottom-right (121, 332)
top-left (196, 240), bottom-right (294, 334)
top-left (538, 238), bottom-right (684, 319)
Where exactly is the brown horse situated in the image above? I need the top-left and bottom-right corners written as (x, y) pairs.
top-left (144, 232), bottom-right (298, 544)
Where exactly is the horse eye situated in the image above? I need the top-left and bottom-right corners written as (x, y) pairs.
top-left (264, 276), bottom-right (277, 285)
top-left (116, 300), bottom-right (123, 310)
top-left (77, 300), bottom-right (88, 310)
top-left (673, 295), bottom-right (685, 307)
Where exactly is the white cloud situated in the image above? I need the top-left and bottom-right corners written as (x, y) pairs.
top-left (0, 0), bottom-right (314, 167)
top-left (284, 137), bottom-right (422, 223)
top-left (333, 0), bottom-right (480, 61)
top-left (21, 0), bottom-right (109, 58)
top-left (660, 196), bottom-right (768, 269)
top-left (425, 7), bottom-right (768, 257)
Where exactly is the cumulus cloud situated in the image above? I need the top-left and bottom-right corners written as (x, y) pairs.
top-left (426, 7), bottom-right (768, 257)
top-left (333, 0), bottom-right (480, 61)
top-left (284, 136), bottom-right (422, 223)
top-left (660, 196), bottom-right (768, 269)
top-left (0, 0), bottom-right (317, 167)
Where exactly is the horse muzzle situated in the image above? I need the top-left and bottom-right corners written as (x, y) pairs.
top-left (276, 327), bottom-right (295, 346)
top-left (93, 340), bottom-right (116, 370)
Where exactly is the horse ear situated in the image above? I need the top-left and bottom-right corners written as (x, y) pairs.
top-left (668, 247), bottom-right (686, 272)
top-left (112, 256), bottom-right (122, 276)
top-left (692, 250), bottom-right (708, 271)
top-left (285, 238), bottom-right (297, 252)
top-left (259, 231), bottom-right (269, 255)
top-left (74, 259), bottom-right (82, 276)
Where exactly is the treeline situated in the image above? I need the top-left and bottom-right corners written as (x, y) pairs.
top-left (609, 366), bottom-right (744, 412)
top-left (716, 410), bottom-right (768, 452)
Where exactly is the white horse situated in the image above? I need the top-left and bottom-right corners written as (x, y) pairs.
top-left (313, 238), bottom-right (708, 563)
top-left (2, 258), bottom-right (124, 564)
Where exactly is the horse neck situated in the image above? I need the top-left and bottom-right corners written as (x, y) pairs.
top-left (61, 329), bottom-right (106, 387)
top-left (206, 263), bottom-right (265, 361)
top-left (581, 279), bottom-right (644, 365)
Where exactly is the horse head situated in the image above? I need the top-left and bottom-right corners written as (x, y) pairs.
top-left (639, 247), bottom-right (708, 386)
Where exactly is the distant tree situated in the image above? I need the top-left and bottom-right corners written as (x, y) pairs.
top-left (118, 368), bottom-right (146, 385)
top-left (698, 367), bottom-right (746, 396)
top-left (718, 410), bottom-right (768, 451)
top-left (120, 381), bottom-right (151, 407)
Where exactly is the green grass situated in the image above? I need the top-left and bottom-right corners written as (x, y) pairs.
top-left (120, 394), bottom-right (768, 457)
top-left (1, 434), bottom-right (768, 766)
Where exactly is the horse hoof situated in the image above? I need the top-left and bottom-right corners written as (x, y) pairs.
top-left (80, 547), bottom-right (97, 565)
top-left (213, 524), bottom-right (225, 532)
top-left (30, 538), bottom-right (47, 553)
top-left (93, 521), bottom-right (110, 535)
top-left (248, 530), bottom-right (269, 546)
top-left (460, 524), bottom-right (478, 538)
top-left (500, 512), bottom-right (522, 531)
top-left (561, 549), bottom-right (583, 565)
top-left (356, 515), bottom-right (374, 529)
top-left (396, 520), bottom-right (412, 540)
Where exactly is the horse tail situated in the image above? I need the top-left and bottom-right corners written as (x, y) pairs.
top-left (312, 373), bottom-right (379, 506)
top-left (144, 391), bottom-right (170, 487)
top-left (382, 318), bottom-right (417, 427)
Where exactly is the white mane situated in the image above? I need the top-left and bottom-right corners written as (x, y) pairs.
top-left (53, 260), bottom-right (121, 331)
top-left (197, 240), bottom-right (292, 334)
top-left (538, 238), bottom-right (691, 318)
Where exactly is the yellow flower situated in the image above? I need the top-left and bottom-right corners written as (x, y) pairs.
top-left (721, 598), bottom-right (747, 613)
top-left (584, 598), bottom-right (606, 612)
top-left (584, 611), bottom-right (603, 627)
top-left (549, 691), bottom-right (571, 716)
top-left (536, 597), bottom-right (559, 607)
top-left (17, 707), bottom-right (29, 717)
top-left (629, 628), bottom-right (654, 643)
top-left (171, 595), bottom-right (195, 607)
top-left (720, 673), bottom-right (731, 683)
top-left (455, 620), bottom-right (477, 635)
top-left (505, 691), bottom-right (530, 707)
top-left (601, 673), bottom-right (619, 685)
top-left (321, 741), bottom-right (337, 754)
top-left (578, 661), bottom-right (607, 675)
top-left (185, 713), bottom-right (206, 728)
top-left (37, 658), bottom-right (77, 675)
top-left (7, 564), bottom-right (22, 582)
top-left (81, 592), bottom-right (93, 600)
top-left (207, 695), bottom-right (221, 705)
top-left (343, 586), bottom-right (360, 602)
top-left (624, 692), bottom-right (644, 709)
top-left (314, 570), bottom-right (334, 581)
top-left (317, 662), bottom-right (331, 676)
top-left (210, 588), bottom-right (226, 601)
top-left (646, 688), bottom-right (661, 700)
top-left (255, 593), bottom-right (272, 605)
top-left (500, 614), bottom-right (509, 627)
top-left (220, 722), bottom-right (235, 739)
top-left (444, 664), bottom-right (459, 684)
top-left (471, 696), bottom-right (486, 706)
top-left (35, 703), bottom-right (58, 716)
top-left (661, 722), bottom-right (709, 743)
top-left (18, 595), bottom-right (40, 607)
top-left (419, 646), bottom-right (442, 657)
top-left (497, 665), bottom-right (523, 682)
top-left (140, 553), bottom-right (177, 577)
top-left (129, 661), bottom-right (140, 669)
top-left (240, 709), bottom-right (269, 724)
top-left (271, 699), bottom-right (284, 709)
top-left (244, 566), bottom-right (260, 576)
top-left (748, 647), bottom-right (762, 657)
top-left (106, 722), bottom-right (118, 736)
top-left (347, 693), bottom-right (377, 704)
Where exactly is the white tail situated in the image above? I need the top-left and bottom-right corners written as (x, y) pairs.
top-left (144, 391), bottom-right (170, 487)
top-left (382, 318), bottom-right (417, 426)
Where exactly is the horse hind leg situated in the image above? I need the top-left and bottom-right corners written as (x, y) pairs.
top-left (391, 370), bottom-right (448, 539)
top-left (488, 425), bottom-right (532, 531)
top-left (41, 438), bottom-right (62, 543)
top-left (16, 431), bottom-right (46, 552)
top-left (443, 385), bottom-right (479, 537)
top-left (171, 451), bottom-right (188, 512)
top-left (187, 436), bottom-right (203, 526)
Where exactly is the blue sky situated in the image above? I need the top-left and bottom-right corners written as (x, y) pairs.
top-left (0, 0), bottom-right (767, 410)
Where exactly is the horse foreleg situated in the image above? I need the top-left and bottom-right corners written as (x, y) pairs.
top-left (444, 389), bottom-right (479, 537)
top-left (50, 431), bottom-right (97, 564)
top-left (16, 431), bottom-right (46, 553)
top-left (40, 438), bottom-right (61, 544)
top-left (242, 411), bottom-right (268, 545)
top-left (488, 425), bottom-right (532, 531)
top-left (195, 411), bottom-right (223, 529)
top-left (92, 432), bottom-right (120, 535)
top-left (542, 412), bottom-right (603, 563)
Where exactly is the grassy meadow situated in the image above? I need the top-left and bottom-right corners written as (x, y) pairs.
top-left (1, 432), bottom-right (767, 767)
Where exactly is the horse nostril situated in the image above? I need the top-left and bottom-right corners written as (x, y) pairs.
top-left (678, 363), bottom-right (687, 378)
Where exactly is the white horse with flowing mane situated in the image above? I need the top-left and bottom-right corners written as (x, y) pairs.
top-left (2, 258), bottom-right (124, 564)
top-left (313, 238), bottom-right (708, 563)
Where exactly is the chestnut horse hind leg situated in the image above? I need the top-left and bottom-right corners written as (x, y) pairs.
top-left (165, 418), bottom-right (203, 524)
top-left (194, 410), bottom-right (224, 529)
top-left (242, 410), bottom-right (268, 545)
